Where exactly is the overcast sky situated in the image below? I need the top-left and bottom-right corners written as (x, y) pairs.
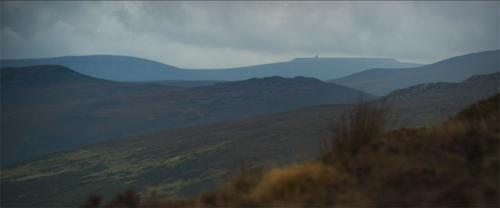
top-left (1, 1), bottom-right (499, 69)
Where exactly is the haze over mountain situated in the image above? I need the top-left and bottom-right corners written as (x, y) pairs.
top-left (129, 80), bottom-right (228, 87)
top-left (2, 71), bottom-right (498, 207)
top-left (1, 65), bottom-right (375, 166)
top-left (0, 55), bottom-right (421, 82)
top-left (328, 50), bottom-right (500, 96)
top-left (187, 58), bottom-right (421, 81)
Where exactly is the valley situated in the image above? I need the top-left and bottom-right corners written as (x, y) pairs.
top-left (1, 71), bottom-right (498, 207)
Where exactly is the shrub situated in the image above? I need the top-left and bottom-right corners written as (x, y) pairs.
top-left (320, 98), bottom-right (390, 165)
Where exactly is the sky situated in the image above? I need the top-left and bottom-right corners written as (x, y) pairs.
top-left (1, 1), bottom-right (499, 69)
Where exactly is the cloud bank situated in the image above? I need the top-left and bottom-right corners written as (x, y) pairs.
top-left (1, 1), bottom-right (498, 69)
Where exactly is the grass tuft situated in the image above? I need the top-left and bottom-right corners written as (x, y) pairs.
top-left (320, 98), bottom-right (391, 166)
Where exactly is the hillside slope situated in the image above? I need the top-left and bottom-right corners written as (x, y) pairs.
top-left (1, 55), bottom-right (421, 82)
top-left (126, 93), bottom-right (498, 207)
top-left (1, 72), bottom-right (498, 207)
top-left (2, 65), bottom-right (102, 89)
top-left (1, 55), bottom-right (191, 82)
top-left (1, 66), bottom-right (375, 165)
top-left (328, 50), bottom-right (499, 96)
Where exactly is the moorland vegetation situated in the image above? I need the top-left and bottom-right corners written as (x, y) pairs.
top-left (82, 93), bottom-right (499, 207)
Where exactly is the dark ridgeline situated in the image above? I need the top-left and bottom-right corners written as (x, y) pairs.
top-left (1, 65), bottom-right (102, 89)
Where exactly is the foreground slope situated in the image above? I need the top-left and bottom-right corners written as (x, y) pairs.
top-left (328, 50), bottom-right (499, 96)
top-left (129, 93), bottom-right (498, 207)
top-left (1, 66), bottom-right (374, 165)
top-left (1, 55), bottom-right (421, 81)
top-left (1, 72), bottom-right (498, 207)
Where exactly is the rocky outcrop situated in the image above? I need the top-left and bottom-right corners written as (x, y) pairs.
top-left (380, 72), bottom-right (500, 102)
top-left (461, 71), bottom-right (499, 83)
top-left (380, 82), bottom-right (451, 102)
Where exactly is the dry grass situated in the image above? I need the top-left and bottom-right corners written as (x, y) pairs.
top-left (81, 94), bottom-right (499, 207)
top-left (319, 97), bottom-right (391, 165)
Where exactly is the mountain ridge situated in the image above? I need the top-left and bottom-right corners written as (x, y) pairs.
top-left (328, 50), bottom-right (500, 96)
top-left (1, 55), bottom-right (422, 82)
top-left (1, 65), bottom-right (103, 89)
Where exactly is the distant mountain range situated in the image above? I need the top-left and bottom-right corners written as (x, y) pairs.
top-left (186, 58), bottom-right (421, 81)
top-left (327, 50), bottom-right (500, 96)
top-left (1, 71), bottom-right (498, 207)
top-left (1, 65), bottom-right (375, 166)
top-left (128, 80), bottom-right (228, 87)
top-left (0, 55), bottom-right (422, 82)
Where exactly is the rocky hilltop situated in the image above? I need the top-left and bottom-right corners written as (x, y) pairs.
top-left (380, 72), bottom-right (499, 102)
top-left (382, 82), bottom-right (451, 102)
top-left (461, 71), bottom-right (500, 83)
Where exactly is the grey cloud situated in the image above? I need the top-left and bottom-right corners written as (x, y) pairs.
top-left (2, 2), bottom-right (92, 38)
top-left (1, 1), bottom-right (498, 68)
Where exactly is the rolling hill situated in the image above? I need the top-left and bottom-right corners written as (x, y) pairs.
top-left (1, 71), bottom-right (498, 207)
top-left (187, 58), bottom-right (421, 81)
top-left (1, 65), bottom-right (375, 166)
top-left (0, 55), bottom-right (190, 82)
top-left (327, 50), bottom-right (500, 96)
top-left (0, 55), bottom-right (421, 82)
top-left (127, 80), bottom-right (227, 87)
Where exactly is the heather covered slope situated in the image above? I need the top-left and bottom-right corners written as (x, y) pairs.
top-left (1, 66), bottom-right (375, 165)
top-left (1, 55), bottom-right (422, 82)
top-left (379, 72), bottom-right (500, 126)
top-left (1, 72), bottom-right (498, 207)
top-left (126, 93), bottom-right (499, 207)
top-left (328, 50), bottom-right (500, 96)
